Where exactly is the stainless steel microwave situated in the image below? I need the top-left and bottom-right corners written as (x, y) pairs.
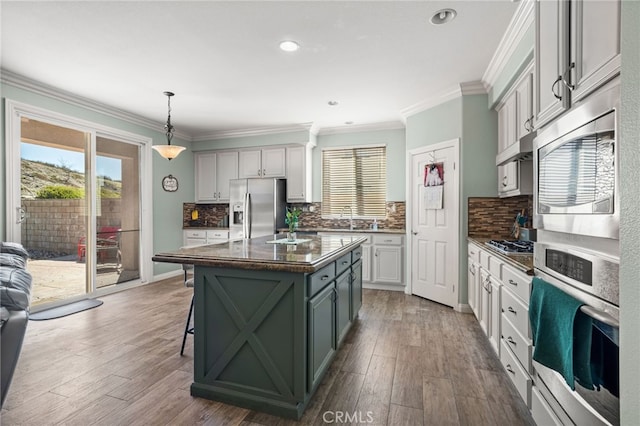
top-left (534, 84), bottom-right (620, 240)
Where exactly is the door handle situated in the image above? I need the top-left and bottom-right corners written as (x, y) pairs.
top-left (552, 75), bottom-right (563, 100)
top-left (16, 207), bottom-right (26, 224)
top-left (561, 62), bottom-right (576, 91)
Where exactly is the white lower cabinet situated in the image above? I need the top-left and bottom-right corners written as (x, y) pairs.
top-left (531, 386), bottom-right (563, 426)
top-left (319, 232), bottom-right (404, 288)
top-left (183, 229), bottom-right (229, 247)
top-left (468, 240), bottom-right (534, 412)
top-left (500, 339), bottom-right (532, 407)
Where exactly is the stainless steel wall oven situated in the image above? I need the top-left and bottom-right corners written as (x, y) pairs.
top-left (532, 82), bottom-right (621, 425)
top-left (534, 83), bottom-right (619, 240)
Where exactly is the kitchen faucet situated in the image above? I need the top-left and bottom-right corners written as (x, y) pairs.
top-left (340, 206), bottom-right (354, 230)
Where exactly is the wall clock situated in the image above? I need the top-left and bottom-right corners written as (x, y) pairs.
top-left (162, 174), bottom-right (179, 192)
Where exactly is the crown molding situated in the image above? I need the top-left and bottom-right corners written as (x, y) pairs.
top-left (400, 85), bottom-right (462, 119)
top-left (0, 68), bottom-right (193, 141)
top-left (317, 120), bottom-right (405, 136)
top-left (399, 80), bottom-right (488, 120)
top-left (193, 122), bottom-right (316, 141)
top-left (482, 0), bottom-right (535, 89)
top-left (459, 81), bottom-right (488, 96)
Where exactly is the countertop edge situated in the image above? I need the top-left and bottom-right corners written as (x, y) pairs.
top-left (153, 236), bottom-right (368, 273)
top-left (467, 237), bottom-right (534, 274)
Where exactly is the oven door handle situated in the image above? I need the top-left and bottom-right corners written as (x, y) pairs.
top-left (580, 305), bottom-right (619, 328)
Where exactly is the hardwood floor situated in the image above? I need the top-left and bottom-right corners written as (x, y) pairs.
top-left (1, 277), bottom-right (535, 425)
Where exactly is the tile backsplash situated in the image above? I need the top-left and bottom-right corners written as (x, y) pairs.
top-left (289, 202), bottom-right (406, 230)
top-left (183, 201), bottom-right (406, 230)
top-left (467, 196), bottom-right (533, 239)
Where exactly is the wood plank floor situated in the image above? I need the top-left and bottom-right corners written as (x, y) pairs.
top-left (1, 277), bottom-right (535, 425)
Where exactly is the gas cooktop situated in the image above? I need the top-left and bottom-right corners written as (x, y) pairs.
top-left (485, 240), bottom-right (534, 255)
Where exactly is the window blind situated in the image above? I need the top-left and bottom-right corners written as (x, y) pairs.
top-left (322, 146), bottom-right (387, 217)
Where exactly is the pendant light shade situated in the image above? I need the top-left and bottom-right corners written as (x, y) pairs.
top-left (152, 91), bottom-right (186, 161)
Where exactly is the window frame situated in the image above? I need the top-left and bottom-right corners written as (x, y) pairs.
top-left (320, 144), bottom-right (387, 220)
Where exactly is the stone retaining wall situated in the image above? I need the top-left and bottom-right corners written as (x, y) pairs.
top-left (21, 199), bottom-right (121, 256)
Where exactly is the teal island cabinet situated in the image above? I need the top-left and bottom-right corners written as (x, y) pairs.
top-left (152, 234), bottom-right (366, 419)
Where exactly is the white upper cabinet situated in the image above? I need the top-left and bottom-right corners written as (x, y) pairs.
top-left (239, 147), bottom-right (286, 179)
top-left (286, 144), bottom-right (312, 202)
top-left (215, 151), bottom-right (239, 202)
top-left (195, 152), bottom-right (217, 203)
top-left (535, 0), bottom-right (620, 129)
top-left (569, 0), bottom-right (621, 103)
top-left (496, 67), bottom-right (534, 198)
top-left (515, 72), bottom-right (534, 140)
top-left (195, 151), bottom-right (238, 203)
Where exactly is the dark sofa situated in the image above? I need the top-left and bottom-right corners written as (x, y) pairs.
top-left (1, 242), bottom-right (33, 408)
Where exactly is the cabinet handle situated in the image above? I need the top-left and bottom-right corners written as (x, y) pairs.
top-left (552, 75), bottom-right (563, 100)
top-left (508, 279), bottom-right (518, 286)
top-left (506, 364), bottom-right (515, 375)
top-left (355, 251), bottom-right (361, 256)
top-left (502, 176), bottom-right (508, 187)
top-left (375, 249), bottom-right (378, 257)
top-left (524, 118), bottom-right (530, 132)
top-left (508, 306), bottom-right (517, 315)
top-left (258, 169), bottom-right (261, 176)
top-left (341, 261), bottom-right (349, 265)
top-left (321, 275), bottom-right (329, 281)
top-left (561, 62), bottom-right (576, 91)
top-left (507, 336), bottom-right (517, 346)
top-left (263, 168), bottom-right (266, 176)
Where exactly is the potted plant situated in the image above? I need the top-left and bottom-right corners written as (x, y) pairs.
top-left (285, 207), bottom-right (302, 241)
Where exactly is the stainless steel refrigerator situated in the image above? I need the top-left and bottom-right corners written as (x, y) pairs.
top-left (229, 178), bottom-right (286, 240)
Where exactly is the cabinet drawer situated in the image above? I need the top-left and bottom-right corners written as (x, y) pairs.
top-left (479, 249), bottom-right (491, 270)
top-left (184, 230), bottom-right (207, 239)
top-left (467, 243), bottom-right (480, 263)
top-left (502, 287), bottom-right (531, 339)
top-left (502, 265), bottom-right (532, 305)
top-left (207, 230), bottom-right (229, 239)
top-left (372, 235), bottom-right (402, 245)
top-left (501, 313), bottom-right (532, 374)
top-left (336, 252), bottom-right (352, 276)
top-left (531, 386), bottom-right (563, 426)
top-left (308, 262), bottom-right (336, 297)
top-left (488, 256), bottom-right (502, 279)
top-left (351, 247), bottom-right (363, 263)
top-left (500, 340), bottom-right (532, 408)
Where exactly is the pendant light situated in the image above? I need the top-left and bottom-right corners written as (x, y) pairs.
top-left (152, 91), bottom-right (186, 161)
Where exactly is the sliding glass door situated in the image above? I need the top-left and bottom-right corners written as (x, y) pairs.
top-left (6, 100), bottom-right (150, 311)
top-left (20, 118), bottom-right (90, 306)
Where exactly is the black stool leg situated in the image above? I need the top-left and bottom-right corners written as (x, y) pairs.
top-left (180, 294), bottom-right (194, 356)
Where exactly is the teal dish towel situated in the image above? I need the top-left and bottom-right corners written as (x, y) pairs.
top-left (529, 277), bottom-right (594, 390)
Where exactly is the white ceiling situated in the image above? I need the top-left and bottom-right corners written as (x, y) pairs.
top-left (1, 1), bottom-right (519, 139)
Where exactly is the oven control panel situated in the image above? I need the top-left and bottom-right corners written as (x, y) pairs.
top-left (546, 249), bottom-right (593, 285)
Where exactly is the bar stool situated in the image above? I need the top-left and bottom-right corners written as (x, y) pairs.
top-left (180, 264), bottom-right (194, 356)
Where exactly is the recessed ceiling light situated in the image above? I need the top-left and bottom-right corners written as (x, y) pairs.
top-left (328, 100), bottom-right (339, 106)
top-left (279, 40), bottom-right (300, 52)
top-left (430, 8), bottom-right (457, 25)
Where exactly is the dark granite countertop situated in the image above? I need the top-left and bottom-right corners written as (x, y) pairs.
top-left (153, 234), bottom-right (368, 273)
top-left (280, 227), bottom-right (405, 234)
top-left (467, 237), bottom-right (534, 274)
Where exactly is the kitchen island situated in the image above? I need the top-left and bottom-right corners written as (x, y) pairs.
top-left (152, 234), bottom-right (367, 419)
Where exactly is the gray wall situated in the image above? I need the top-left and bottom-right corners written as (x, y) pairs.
top-left (0, 82), bottom-right (194, 276)
top-left (405, 94), bottom-right (498, 305)
top-left (620, 0), bottom-right (640, 422)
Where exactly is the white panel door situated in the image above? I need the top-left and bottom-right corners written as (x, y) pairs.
top-left (410, 143), bottom-right (458, 307)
